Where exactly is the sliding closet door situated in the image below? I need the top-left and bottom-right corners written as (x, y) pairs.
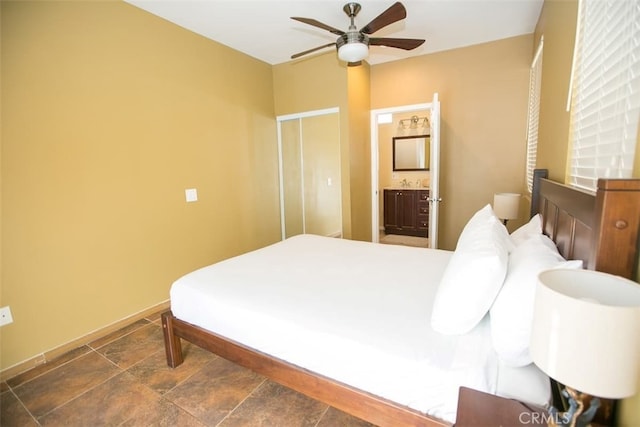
top-left (280, 119), bottom-right (304, 238)
top-left (277, 109), bottom-right (341, 239)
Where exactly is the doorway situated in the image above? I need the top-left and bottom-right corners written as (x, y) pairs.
top-left (370, 94), bottom-right (441, 248)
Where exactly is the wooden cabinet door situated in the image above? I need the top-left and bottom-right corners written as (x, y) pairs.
top-left (383, 190), bottom-right (400, 231)
top-left (384, 189), bottom-right (427, 237)
top-left (398, 190), bottom-right (417, 230)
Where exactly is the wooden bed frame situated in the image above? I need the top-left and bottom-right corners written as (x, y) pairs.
top-left (162, 170), bottom-right (640, 427)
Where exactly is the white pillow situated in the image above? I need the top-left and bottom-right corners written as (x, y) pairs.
top-left (510, 214), bottom-right (542, 246)
top-left (431, 204), bottom-right (513, 335)
top-left (490, 234), bottom-right (583, 367)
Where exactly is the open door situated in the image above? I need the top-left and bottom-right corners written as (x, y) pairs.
top-left (428, 93), bottom-right (441, 249)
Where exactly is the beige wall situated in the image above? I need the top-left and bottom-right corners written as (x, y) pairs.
top-left (300, 113), bottom-right (342, 237)
top-left (346, 64), bottom-right (372, 241)
top-left (1, 1), bottom-right (281, 371)
top-left (534, 0), bottom-right (640, 423)
top-left (533, 0), bottom-right (577, 183)
top-left (371, 35), bottom-right (533, 249)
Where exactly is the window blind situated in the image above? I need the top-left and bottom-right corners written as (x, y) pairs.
top-left (568, 0), bottom-right (640, 191)
top-left (526, 38), bottom-right (544, 193)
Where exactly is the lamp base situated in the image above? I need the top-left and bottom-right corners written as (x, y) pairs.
top-left (547, 387), bottom-right (600, 427)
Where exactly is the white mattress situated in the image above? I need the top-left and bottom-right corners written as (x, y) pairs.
top-left (170, 234), bottom-right (549, 422)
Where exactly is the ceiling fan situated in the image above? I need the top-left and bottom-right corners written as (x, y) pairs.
top-left (291, 2), bottom-right (425, 66)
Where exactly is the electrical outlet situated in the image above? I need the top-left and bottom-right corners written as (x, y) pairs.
top-left (0, 306), bottom-right (13, 326)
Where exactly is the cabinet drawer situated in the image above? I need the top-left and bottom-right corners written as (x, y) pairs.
top-left (417, 215), bottom-right (429, 229)
top-left (419, 206), bottom-right (429, 215)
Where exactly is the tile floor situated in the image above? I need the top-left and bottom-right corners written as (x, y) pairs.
top-left (0, 311), bottom-right (375, 426)
top-left (378, 231), bottom-right (429, 248)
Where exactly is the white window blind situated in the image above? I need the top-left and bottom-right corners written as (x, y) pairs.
top-left (526, 38), bottom-right (544, 193)
top-left (568, 0), bottom-right (640, 191)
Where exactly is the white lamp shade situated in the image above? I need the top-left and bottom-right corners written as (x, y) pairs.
top-left (493, 193), bottom-right (520, 220)
top-left (338, 42), bottom-right (368, 62)
top-left (530, 269), bottom-right (640, 398)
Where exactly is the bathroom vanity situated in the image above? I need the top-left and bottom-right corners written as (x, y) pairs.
top-left (383, 188), bottom-right (429, 237)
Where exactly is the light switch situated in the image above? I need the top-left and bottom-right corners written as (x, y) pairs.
top-left (327, 178), bottom-right (332, 186)
top-left (185, 188), bottom-right (198, 202)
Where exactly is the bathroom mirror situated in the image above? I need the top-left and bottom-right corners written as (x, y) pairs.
top-left (392, 135), bottom-right (430, 171)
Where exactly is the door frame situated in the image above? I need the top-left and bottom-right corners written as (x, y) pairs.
top-left (370, 102), bottom-right (435, 245)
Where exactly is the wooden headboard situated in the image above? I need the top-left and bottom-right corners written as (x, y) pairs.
top-left (531, 168), bottom-right (640, 280)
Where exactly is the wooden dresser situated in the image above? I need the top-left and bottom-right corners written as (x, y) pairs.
top-left (383, 188), bottom-right (429, 237)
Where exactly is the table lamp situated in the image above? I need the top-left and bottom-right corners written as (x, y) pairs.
top-left (493, 193), bottom-right (520, 225)
top-left (530, 269), bottom-right (640, 427)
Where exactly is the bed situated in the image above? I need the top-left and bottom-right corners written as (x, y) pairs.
top-left (161, 170), bottom-right (640, 426)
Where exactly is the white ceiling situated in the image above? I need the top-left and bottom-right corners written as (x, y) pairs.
top-left (124, 0), bottom-right (543, 66)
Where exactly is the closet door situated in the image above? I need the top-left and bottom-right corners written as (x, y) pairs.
top-left (278, 110), bottom-right (341, 240)
top-left (280, 119), bottom-right (304, 238)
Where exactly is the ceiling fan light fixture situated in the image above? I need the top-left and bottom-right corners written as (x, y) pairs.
top-left (290, 2), bottom-right (424, 64)
top-left (338, 42), bottom-right (368, 62)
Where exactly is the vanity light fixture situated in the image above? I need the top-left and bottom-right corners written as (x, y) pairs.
top-left (399, 115), bottom-right (429, 129)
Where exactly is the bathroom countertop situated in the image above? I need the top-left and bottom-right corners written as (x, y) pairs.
top-left (384, 187), bottom-right (430, 190)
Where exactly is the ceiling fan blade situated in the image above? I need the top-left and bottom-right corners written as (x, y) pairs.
top-left (369, 37), bottom-right (425, 50)
top-left (291, 17), bottom-right (345, 36)
top-left (291, 42), bottom-right (337, 59)
top-left (361, 2), bottom-right (406, 35)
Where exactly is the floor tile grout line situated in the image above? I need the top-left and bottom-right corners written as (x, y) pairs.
top-left (314, 405), bottom-right (331, 427)
top-left (159, 394), bottom-right (205, 427)
top-left (122, 344), bottom-right (200, 397)
top-left (6, 387), bottom-right (40, 426)
top-left (5, 311), bottom-right (183, 426)
top-left (5, 345), bottom-right (94, 390)
top-left (157, 353), bottom-right (222, 398)
top-left (153, 393), bottom-right (207, 427)
top-left (87, 318), bottom-right (155, 351)
top-left (34, 344), bottom-right (171, 426)
top-left (5, 310), bottom-right (373, 426)
top-left (6, 317), bottom-right (158, 388)
top-left (12, 345), bottom-right (132, 423)
top-left (213, 377), bottom-right (268, 426)
top-left (31, 350), bottom-right (125, 423)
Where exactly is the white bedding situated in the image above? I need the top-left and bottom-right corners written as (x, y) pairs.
top-left (170, 234), bottom-right (548, 422)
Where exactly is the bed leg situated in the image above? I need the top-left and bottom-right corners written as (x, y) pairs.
top-left (161, 310), bottom-right (184, 368)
